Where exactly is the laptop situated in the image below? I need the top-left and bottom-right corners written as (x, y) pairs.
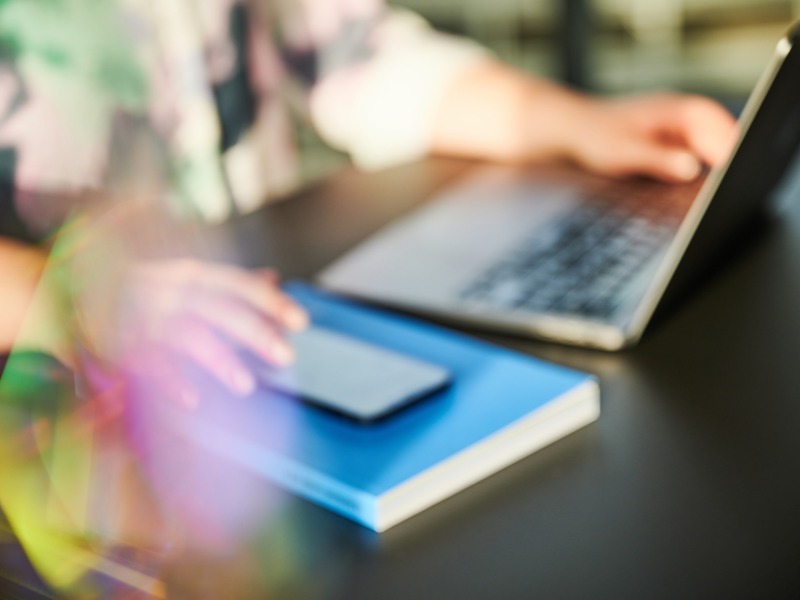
top-left (320, 23), bottom-right (800, 351)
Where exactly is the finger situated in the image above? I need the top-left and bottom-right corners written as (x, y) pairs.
top-left (166, 317), bottom-right (257, 397)
top-left (133, 260), bottom-right (309, 332)
top-left (182, 289), bottom-right (295, 368)
top-left (257, 267), bottom-right (280, 285)
top-left (645, 96), bottom-right (738, 168)
top-left (190, 262), bottom-right (308, 332)
top-left (677, 98), bottom-right (739, 167)
top-left (601, 135), bottom-right (703, 183)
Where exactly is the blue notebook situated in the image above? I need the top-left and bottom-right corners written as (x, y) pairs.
top-left (182, 283), bottom-right (599, 532)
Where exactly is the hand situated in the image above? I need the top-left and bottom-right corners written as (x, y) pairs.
top-left (431, 61), bottom-right (738, 183)
top-left (566, 93), bottom-right (739, 182)
top-left (77, 259), bottom-right (308, 404)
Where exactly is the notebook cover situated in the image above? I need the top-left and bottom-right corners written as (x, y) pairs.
top-left (177, 282), bottom-right (599, 530)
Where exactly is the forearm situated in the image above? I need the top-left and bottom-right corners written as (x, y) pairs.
top-left (430, 60), bottom-right (589, 164)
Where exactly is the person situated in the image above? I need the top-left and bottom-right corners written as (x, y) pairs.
top-left (0, 0), bottom-right (738, 396)
top-left (0, 4), bottom-right (743, 595)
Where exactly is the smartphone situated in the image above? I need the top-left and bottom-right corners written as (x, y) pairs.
top-left (251, 327), bottom-right (451, 422)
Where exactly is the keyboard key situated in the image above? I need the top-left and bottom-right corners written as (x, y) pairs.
top-left (459, 201), bottom-right (672, 320)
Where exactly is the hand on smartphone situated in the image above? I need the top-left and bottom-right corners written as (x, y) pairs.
top-left (77, 259), bottom-right (309, 405)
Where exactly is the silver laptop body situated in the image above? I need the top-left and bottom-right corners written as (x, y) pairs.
top-left (320, 25), bottom-right (800, 351)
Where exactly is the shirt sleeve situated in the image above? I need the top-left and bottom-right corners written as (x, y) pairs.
top-left (276, 3), bottom-right (489, 171)
top-left (0, 1), bottom-right (155, 232)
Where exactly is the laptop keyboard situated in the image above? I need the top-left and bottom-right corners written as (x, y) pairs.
top-left (458, 202), bottom-right (677, 320)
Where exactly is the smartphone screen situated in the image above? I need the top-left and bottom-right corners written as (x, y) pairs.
top-left (252, 327), bottom-right (451, 422)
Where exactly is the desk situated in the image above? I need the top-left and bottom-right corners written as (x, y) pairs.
top-left (4, 158), bottom-right (800, 599)
top-left (217, 157), bottom-right (800, 599)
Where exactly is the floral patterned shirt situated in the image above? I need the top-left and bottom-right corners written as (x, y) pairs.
top-left (0, 0), bottom-right (485, 231)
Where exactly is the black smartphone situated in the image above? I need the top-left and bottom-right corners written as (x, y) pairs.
top-left (253, 327), bottom-right (451, 422)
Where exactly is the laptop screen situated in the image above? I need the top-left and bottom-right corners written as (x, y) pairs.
top-left (659, 26), bottom-right (800, 309)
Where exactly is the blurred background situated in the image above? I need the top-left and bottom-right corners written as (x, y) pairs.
top-left (300, 0), bottom-right (797, 179)
top-left (390, 0), bottom-right (797, 98)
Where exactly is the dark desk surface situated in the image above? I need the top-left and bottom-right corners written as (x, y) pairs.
top-left (208, 158), bottom-right (800, 599)
top-left (5, 158), bottom-right (800, 599)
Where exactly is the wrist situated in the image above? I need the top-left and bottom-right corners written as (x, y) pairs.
top-left (430, 60), bottom-right (596, 165)
top-left (516, 80), bottom-right (594, 165)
